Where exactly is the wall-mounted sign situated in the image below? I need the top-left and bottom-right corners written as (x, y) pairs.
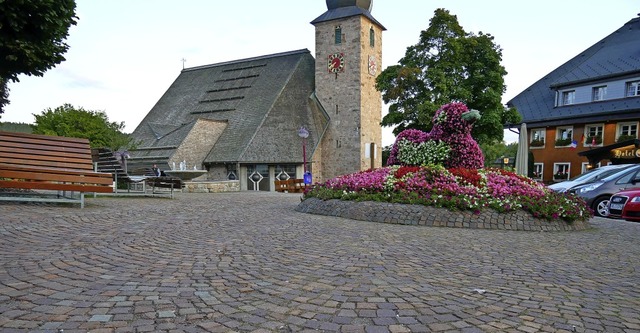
top-left (611, 147), bottom-right (640, 159)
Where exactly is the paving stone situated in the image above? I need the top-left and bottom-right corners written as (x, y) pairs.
top-left (0, 193), bottom-right (638, 332)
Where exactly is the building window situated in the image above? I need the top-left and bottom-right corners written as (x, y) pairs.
top-left (530, 128), bottom-right (545, 148)
top-left (553, 163), bottom-right (570, 181)
top-left (626, 80), bottom-right (640, 97)
top-left (584, 124), bottom-right (603, 146)
top-left (562, 90), bottom-right (575, 105)
top-left (592, 86), bottom-right (607, 101)
top-left (335, 26), bottom-right (342, 44)
top-left (532, 163), bottom-right (543, 181)
top-left (582, 162), bottom-right (601, 174)
top-left (617, 122), bottom-right (638, 142)
top-left (369, 27), bottom-right (375, 47)
top-left (555, 126), bottom-right (573, 147)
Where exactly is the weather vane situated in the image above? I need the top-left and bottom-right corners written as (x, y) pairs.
top-left (181, 58), bottom-right (187, 69)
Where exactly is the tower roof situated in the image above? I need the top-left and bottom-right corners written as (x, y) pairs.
top-left (326, 0), bottom-right (372, 11)
top-left (311, 0), bottom-right (385, 30)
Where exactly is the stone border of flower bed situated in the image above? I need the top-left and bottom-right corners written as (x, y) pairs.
top-left (296, 197), bottom-right (591, 231)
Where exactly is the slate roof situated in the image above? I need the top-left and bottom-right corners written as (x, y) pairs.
top-left (129, 49), bottom-right (329, 165)
top-left (507, 16), bottom-right (640, 127)
top-left (311, 6), bottom-right (386, 30)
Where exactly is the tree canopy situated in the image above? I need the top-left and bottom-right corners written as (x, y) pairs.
top-left (32, 104), bottom-right (135, 150)
top-left (0, 0), bottom-right (78, 114)
top-left (376, 8), bottom-right (520, 145)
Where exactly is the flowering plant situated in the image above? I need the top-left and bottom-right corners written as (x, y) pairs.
top-left (553, 171), bottom-right (569, 180)
top-left (308, 102), bottom-right (591, 223)
top-left (304, 166), bottom-right (591, 222)
top-left (530, 139), bottom-right (545, 147)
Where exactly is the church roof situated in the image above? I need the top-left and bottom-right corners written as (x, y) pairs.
top-left (311, 6), bottom-right (386, 30)
top-left (506, 16), bottom-right (640, 127)
top-left (130, 49), bottom-right (329, 165)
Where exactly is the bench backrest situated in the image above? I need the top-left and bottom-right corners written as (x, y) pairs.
top-left (0, 131), bottom-right (113, 193)
top-left (0, 131), bottom-right (96, 172)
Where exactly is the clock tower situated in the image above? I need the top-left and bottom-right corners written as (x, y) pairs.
top-left (311, 0), bottom-right (385, 181)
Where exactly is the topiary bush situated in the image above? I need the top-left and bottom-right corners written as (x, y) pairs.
top-left (387, 102), bottom-right (484, 169)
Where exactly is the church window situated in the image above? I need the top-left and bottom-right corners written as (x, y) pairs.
top-left (369, 27), bottom-right (375, 47)
top-left (335, 26), bottom-right (342, 44)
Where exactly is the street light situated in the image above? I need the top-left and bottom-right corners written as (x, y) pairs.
top-left (297, 126), bottom-right (312, 184)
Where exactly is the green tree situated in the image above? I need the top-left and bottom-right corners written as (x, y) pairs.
top-left (479, 140), bottom-right (518, 168)
top-left (0, 0), bottom-right (78, 114)
top-left (32, 104), bottom-right (135, 150)
top-left (376, 8), bottom-right (520, 145)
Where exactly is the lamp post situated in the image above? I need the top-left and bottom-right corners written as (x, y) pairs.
top-left (297, 126), bottom-right (312, 184)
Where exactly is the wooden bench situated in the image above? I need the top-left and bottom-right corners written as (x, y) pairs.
top-left (0, 131), bottom-right (113, 208)
top-left (274, 179), bottom-right (308, 193)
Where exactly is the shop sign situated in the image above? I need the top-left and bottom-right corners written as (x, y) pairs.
top-left (611, 147), bottom-right (640, 159)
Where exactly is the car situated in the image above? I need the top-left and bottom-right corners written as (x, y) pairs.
top-left (569, 164), bottom-right (640, 217)
top-left (548, 164), bottom-right (635, 193)
top-left (608, 188), bottom-right (640, 221)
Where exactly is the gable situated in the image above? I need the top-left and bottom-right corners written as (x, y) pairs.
top-left (507, 17), bottom-right (640, 126)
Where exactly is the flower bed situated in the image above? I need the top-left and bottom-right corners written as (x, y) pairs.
top-left (297, 102), bottom-right (592, 231)
top-left (299, 165), bottom-right (592, 226)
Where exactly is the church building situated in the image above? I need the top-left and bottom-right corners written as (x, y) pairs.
top-left (127, 0), bottom-right (385, 191)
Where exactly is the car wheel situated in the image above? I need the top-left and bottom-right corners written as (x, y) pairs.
top-left (593, 197), bottom-right (610, 217)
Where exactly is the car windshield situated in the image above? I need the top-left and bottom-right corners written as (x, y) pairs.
top-left (599, 166), bottom-right (640, 182)
top-left (568, 166), bottom-right (629, 182)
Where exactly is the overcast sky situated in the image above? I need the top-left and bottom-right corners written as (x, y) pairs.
top-left (2, 0), bottom-right (638, 145)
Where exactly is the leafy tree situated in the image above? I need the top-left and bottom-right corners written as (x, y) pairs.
top-left (479, 140), bottom-right (518, 168)
top-left (376, 8), bottom-right (520, 145)
top-left (32, 104), bottom-right (135, 150)
top-left (0, 0), bottom-right (78, 115)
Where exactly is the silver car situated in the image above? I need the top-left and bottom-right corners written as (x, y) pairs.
top-left (548, 164), bottom-right (635, 193)
top-left (569, 165), bottom-right (640, 217)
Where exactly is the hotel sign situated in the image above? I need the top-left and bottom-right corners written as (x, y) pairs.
top-left (611, 146), bottom-right (640, 159)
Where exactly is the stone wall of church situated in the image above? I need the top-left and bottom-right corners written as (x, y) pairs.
top-left (170, 119), bottom-right (227, 174)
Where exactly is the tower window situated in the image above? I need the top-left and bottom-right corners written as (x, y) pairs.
top-left (369, 27), bottom-right (375, 47)
top-left (335, 26), bottom-right (342, 44)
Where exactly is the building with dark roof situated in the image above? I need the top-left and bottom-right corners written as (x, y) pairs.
top-left (507, 15), bottom-right (640, 183)
top-left (128, 0), bottom-right (384, 191)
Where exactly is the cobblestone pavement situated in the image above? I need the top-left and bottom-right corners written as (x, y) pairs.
top-left (0, 192), bottom-right (639, 333)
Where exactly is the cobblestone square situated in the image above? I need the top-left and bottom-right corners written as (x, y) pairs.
top-left (1, 192), bottom-right (639, 332)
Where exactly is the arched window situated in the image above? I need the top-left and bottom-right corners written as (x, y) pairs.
top-left (369, 27), bottom-right (375, 47)
top-left (335, 26), bottom-right (342, 44)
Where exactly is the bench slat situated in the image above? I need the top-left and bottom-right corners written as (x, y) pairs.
top-left (0, 169), bottom-right (113, 185)
top-left (0, 180), bottom-right (113, 193)
top-left (0, 156), bottom-right (94, 171)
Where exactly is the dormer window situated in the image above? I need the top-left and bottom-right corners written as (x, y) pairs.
top-left (627, 80), bottom-right (640, 97)
top-left (592, 86), bottom-right (607, 101)
top-left (561, 90), bottom-right (575, 105)
top-left (335, 26), bottom-right (342, 44)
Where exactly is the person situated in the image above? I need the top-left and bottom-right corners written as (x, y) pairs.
top-left (151, 164), bottom-right (161, 177)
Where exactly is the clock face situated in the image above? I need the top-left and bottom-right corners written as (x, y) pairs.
top-left (328, 53), bottom-right (345, 73)
top-left (368, 55), bottom-right (377, 76)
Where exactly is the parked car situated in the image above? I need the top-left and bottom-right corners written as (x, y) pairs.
top-left (548, 164), bottom-right (635, 193)
top-left (608, 188), bottom-right (640, 221)
top-left (569, 164), bottom-right (640, 217)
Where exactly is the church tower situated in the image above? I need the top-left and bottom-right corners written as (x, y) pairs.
top-left (311, 0), bottom-right (385, 181)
